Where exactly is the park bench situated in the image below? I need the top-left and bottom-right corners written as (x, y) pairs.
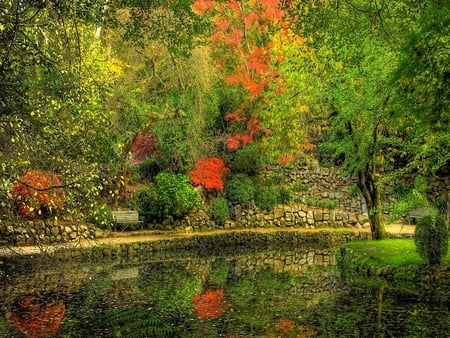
top-left (406, 207), bottom-right (438, 225)
top-left (111, 210), bottom-right (144, 230)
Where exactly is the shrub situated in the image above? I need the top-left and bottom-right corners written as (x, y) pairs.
top-left (228, 143), bottom-right (263, 175)
top-left (86, 205), bottom-right (113, 229)
top-left (225, 174), bottom-right (255, 207)
top-left (275, 187), bottom-right (292, 205)
top-left (414, 215), bottom-right (448, 265)
top-left (137, 159), bottom-right (162, 180)
top-left (11, 170), bottom-right (65, 218)
top-left (254, 188), bottom-right (278, 211)
top-left (209, 197), bottom-right (229, 226)
top-left (434, 196), bottom-right (448, 215)
top-left (147, 172), bottom-right (201, 219)
top-left (190, 158), bottom-right (230, 191)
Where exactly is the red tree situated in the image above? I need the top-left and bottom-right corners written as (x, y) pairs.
top-left (12, 170), bottom-right (65, 218)
top-left (190, 158), bottom-right (230, 190)
top-left (129, 132), bottom-right (158, 164)
top-left (192, 0), bottom-right (286, 151)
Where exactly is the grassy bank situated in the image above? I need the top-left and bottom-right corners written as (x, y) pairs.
top-left (343, 238), bottom-right (450, 266)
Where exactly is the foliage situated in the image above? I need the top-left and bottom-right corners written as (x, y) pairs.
top-left (228, 142), bottom-right (264, 175)
top-left (254, 187), bottom-right (278, 211)
top-left (102, 307), bottom-right (176, 338)
top-left (434, 196), bottom-right (448, 216)
top-left (191, 158), bottom-right (230, 191)
top-left (225, 174), bottom-right (255, 207)
top-left (147, 172), bottom-right (201, 220)
top-left (11, 170), bottom-right (65, 218)
top-left (414, 216), bottom-right (448, 265)
top-left (130, 188), bottom-right (153, 219)
top-left (129, 133), bottom-right (159, 165)
top-left (209, 197), bottom-right (229, 226)
top-left (267, 172), bottom-right (288, 186)
top-left (136, 159), bottom-right (162, 181)
top-left (85, 204), bottom-right (113, 229)
top-left (290, 182), bottom-right (309, 192)
top-left (275, 186), bottom-right (292, 205)
top-left (387, 176), bottom-right (430, 223)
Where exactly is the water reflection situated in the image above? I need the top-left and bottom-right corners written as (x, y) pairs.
top-left (12, 295), bottom-right (65, 338)
top-left (0, 246), bottom-right (449, 337)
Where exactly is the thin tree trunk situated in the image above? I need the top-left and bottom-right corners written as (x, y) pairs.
top-left (358, 171), bottom-right (388, 240)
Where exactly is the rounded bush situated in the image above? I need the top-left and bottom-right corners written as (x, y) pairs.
top-left (138, 159), bottom-right (162, 180)
top-left (275, 187), bottom-right (293, 205)
top-left (225, 174), bottom-right (255, 207)
top-left (414, 215), bottom-right (448, 265)
top-left (229, 143), bottom-right (263, 175)
top-left (209, 197), bottom-right (229, 226)
top-left (148, 172), bottom-right (201, 219)
top-left (254, 188), bottom-right (277, 211)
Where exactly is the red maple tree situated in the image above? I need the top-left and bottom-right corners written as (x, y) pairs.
top-left (192, 0), bottom-right (286, 151)
top-left (190, 158), bottom-right (230, 190)
top-left (12, 170), bottom-right (65, 218)
top-left (129, 132), bottom-right (158, 164)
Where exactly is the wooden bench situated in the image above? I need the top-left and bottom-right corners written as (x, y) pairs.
top-left (111, 210), bottom-right (144, 230)
top-left (406, 208), bottom-right (438, 225)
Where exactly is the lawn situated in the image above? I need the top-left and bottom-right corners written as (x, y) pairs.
top-left (343, 238), bottom-right (450, 266)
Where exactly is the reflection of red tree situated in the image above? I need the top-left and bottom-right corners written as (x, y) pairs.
top-left (13, 296), bottom-right (66, 338)
top-left (192, 289), bottom-right (227, 319)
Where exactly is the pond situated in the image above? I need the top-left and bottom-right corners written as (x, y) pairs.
top-left (0, 243), bottom-right (449, 337)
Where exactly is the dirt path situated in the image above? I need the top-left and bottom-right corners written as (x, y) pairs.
top-left (0, 223), bottom-right (415, 257)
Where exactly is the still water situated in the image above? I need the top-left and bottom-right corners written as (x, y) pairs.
top-left (0, 244), bottom-right (449, 337)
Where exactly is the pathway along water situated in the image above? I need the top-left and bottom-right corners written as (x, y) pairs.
top-left (0, 223), bottom-right (415, 257)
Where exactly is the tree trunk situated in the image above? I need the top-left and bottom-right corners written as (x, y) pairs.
top-left (358, 171), bottom-right (388, 240)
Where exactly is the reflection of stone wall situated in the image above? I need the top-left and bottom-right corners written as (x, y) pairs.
top-left (230, 249), bottom-right (337, 276)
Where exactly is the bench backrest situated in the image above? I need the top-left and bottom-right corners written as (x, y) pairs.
top-left (112, 210), bottom-right (140, 223)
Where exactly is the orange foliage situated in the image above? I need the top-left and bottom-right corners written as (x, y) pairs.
top-left (13, 296), bottom-right (66, 338)
top-left (191, 0), bottom-right (216, 15)
top-left (190, 158), bottom-right (230, 190)
top-left (11, 170), bottom-right (65, 218)
top-left (192, 289), bottom-right (227, 319)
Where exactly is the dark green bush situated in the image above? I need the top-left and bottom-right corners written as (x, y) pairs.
top-left (254, 188), bottom-right (278, 211)
top-left (275, 186), bottom-right (292, 205)
top-left (138, 159), bottom-right (162, 180)
top-left (133, 172), bottom-right (201, 220)
top-left (209, 197), bottom-right (229, 226)
top-left (414, 215), bottom-right (448, 265)
top-left (229, 143), bottom-right (263, 175)
top-left (86, 204), bottom-right (113, 229)
top-left (434, 196), bottom-right (448, 215)
top-left (225, 174), bottom-right (255, 207)
top-left (132, 188), bottom-right (153, 218)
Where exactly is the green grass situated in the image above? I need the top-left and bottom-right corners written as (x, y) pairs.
top-left (344, 238), bottom-right (450, 266)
